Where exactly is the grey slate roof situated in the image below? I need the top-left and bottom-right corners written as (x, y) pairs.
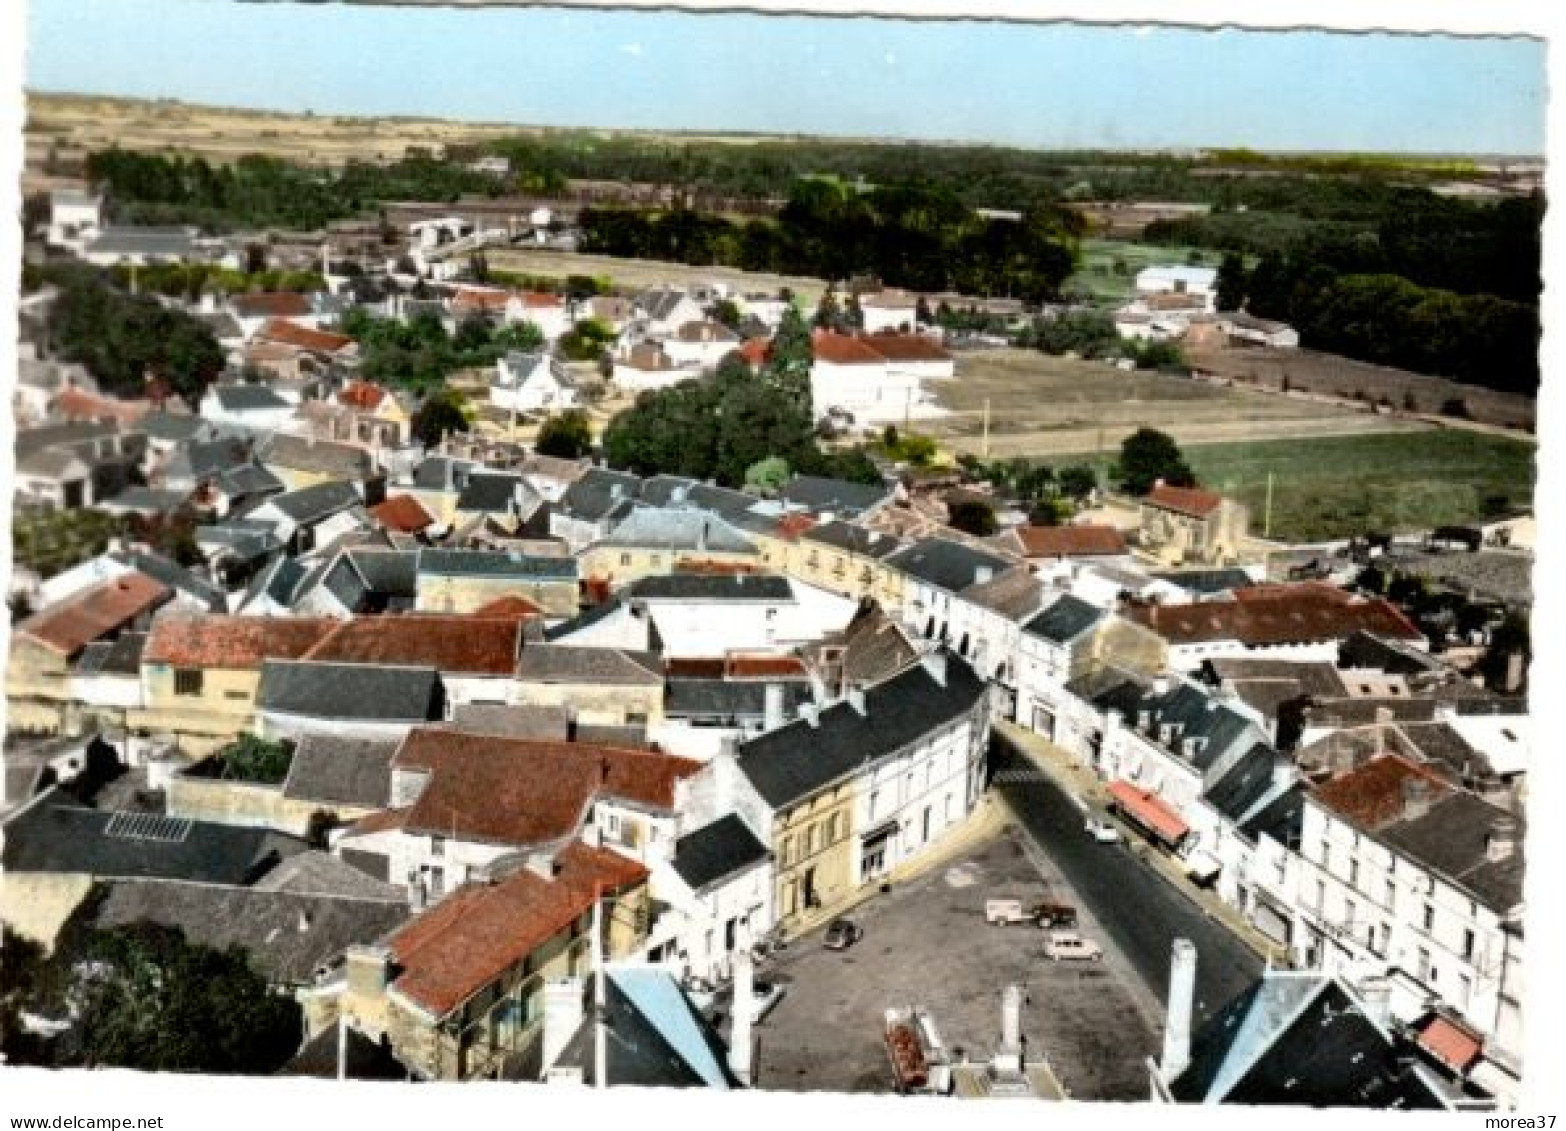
top-left (280, 736), bottom-right (399, 809)
top-left (73, 631), bottom-right (148, 678)
top-left (1151, 568), bottom-right (1257, 595)
top-left (252, 849), bottom-right (406, 902)
top-left (257, 432), bottom-right (375, 479)
top-left (89, 878), bottom-right (408, 986)
top-left (84, 226), bottom-right (199, 259)
top-left (411, 456), bottom-right (479, 493)
top-left (210, 384), bottom-right (293, 413)
top-left (1172, 973), bottom-right (1446, 1107)
top-left (456, 472), bottom-right (532, 514)
top-left (737, 654), bottom-right (986, 809)
top-left (515, 646), bottom-right (663, 686)
top-left (195, 523), bottom-right (284, 563)
top-left (279, 1025), bottom-right (412, 1081)
top-left (885, 537), bottom-right (1014, 594)
top-left (1022, 594), bottom-right (1105, 644)
top-left (801, 520), bottom-right (903, 559)
top-left (15, 420), bottom-right (119, 460)
top-left (244, 556), bottom-right (310, 610)
top-left (1204, 743), bottom-right (1284, 823)
top-left (554, 967), bottom-right (738, 1089)
top-left (601, 506), bottom-right (756, 553)
top-left (97, 487), bottom-right (192, 516)
top-left (417, 548), bottom-right (578, 580)
top-left (265, 479), bottom-right (364, 526)
top-left (258, 661), bottom-right (444, 722)
top-left (215, 462), bottom-right (286, 499)
top-left (139, 411), bottom-right (209, 445)
top-left (671, 814), bottom-right (771, 892)
top-left (665, 679), bottom-right (814, 720)
top-left (558, 467), bottom-right (644, 523)
top-left (447, 704), bottom-right (571, 741)
top-left (630, 574), bottom-right (792, 603)
top-left (1, 790), bottom-right (306, 884)
top-left (780, 475), bottom-right (891, 517)
top-left (1377, 791), bottom-right (1524, 914)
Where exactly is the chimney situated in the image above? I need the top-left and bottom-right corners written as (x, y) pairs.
top-left (1485, 815), bottom-right (1519, 863)
top-left (847, 687), bottom-right (867, 716)
top-left (1401, 776), bottom-right (1435, 821)
top-left (728, 951), bottom-right (756, 1086)
top-left (541, 977), bottom-right (587, 1074)
top-left (1151, 674), bottom-right (1171, 696)
top-left (297, 909), bottom-right (312, 933)
top-left (921, 649), bottom-right (948, 688)
top-left (1357, 975), bottom-right (1392, 1029)
top-left (973, 565), bottom-right (994, 586)
top-left (1374, 705), bottom-right (1394, 757)
top-left (763, 682), bottom-right (785, 732)
top-left (1161, 938), bottom-right (1197, 1081)
top-left (344, 945), bottom-right (391, 999)
top-left (799, 702), bottom-right (820, 729)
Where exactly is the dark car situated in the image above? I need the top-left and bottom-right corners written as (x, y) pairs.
top-left (823, 918), bottom-right (863, 951)
top-left (1031, 902), bottom-right (1078, 929)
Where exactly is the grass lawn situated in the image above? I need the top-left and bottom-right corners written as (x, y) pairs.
top-left (1068, 239), bottom-right (1227, 305)
top-left (1065, 430), bottom-right (1535, 543)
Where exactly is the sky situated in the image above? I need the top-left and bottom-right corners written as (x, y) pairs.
top-left (23, 0), bottom-right (1549, 155)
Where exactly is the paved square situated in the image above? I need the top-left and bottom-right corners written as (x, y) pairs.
top-left (751, 824), bottom-right (1161, 1099)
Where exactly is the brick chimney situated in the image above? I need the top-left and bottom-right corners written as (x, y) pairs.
top-left (1400, 776), bottom-right (1435, 821)
top-left (1485, 815), bottom-right (1519, 862)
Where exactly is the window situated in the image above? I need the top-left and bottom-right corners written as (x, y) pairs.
top-left (1457, 974), bottom-right (1473, 1012)
top-left (1384, 878), bottom-right (1396, 912)
top-left (826, 813), bottom-right (840, 842)
top-left (1423, 903), bottom-right (1435, 932)
top-left (780, 836), bottom-right (793, 866)
top-left (1348, 858), bottom-right (1359, 887)
top-left (805, 824), bottom-right (817, 855)
top-left (619, 553), bottom-right (631, 567)
top-left (223, 689), bottom-right (249, 701)
top-left (1462, 929), bottom-right (1476, 962)
top-left (431, 835), bottom-right (446, 858)
top-left (1344, 899), bottom-right (1356, 929)
top-left (869, 791), bottom-right (879, 820)
top-left (174, 669), bottom-right (204, 696)
top-left (1417, 947), bottom-right (1432, 980)
top-left (1314, 880), bottom-right (1326, 911)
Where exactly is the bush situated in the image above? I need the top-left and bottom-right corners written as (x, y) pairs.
top-left (217, 733), bottom-right (295, 785)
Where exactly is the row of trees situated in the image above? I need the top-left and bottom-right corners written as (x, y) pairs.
top-left (1217, 253), bottom-right (1540, 395)
top-left (1014, 310), bottom-right (1185, 370)
top-left (339, 308), bottom-right (544, 392)
top-left (602, 308), bottom-right (880, 488)
top-left (580, 179), bottom-right (1081, 301)
top-left (84, 148), bottom-right (505, 232)
top-left (46, 267), bottom-right (226, 404)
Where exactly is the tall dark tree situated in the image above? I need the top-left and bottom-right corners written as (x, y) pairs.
top-left (1116, 428), bottom-right (1197, 496)
top-left (1215, 252), bottom-right (1248, 312)
top-left (411, 390), bottom-right (470, 449)
top-left (947, 497), bottom-right (998, 538)
top-left (535, 408), bottom-right (595, 459)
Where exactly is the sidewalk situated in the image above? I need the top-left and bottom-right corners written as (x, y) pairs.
top-left (995, 719), bottom-right (1287, 966)
top-left (780, 794), bottom-right (1011, 940)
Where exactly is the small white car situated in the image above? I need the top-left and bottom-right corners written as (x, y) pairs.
top-left (1043, 930), bottom-right (1104, 963)
top-left (1085, 817), bottom-right (1122, 844)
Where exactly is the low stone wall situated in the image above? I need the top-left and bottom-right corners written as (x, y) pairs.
top-left (166, 773), bottom-right (326, 837)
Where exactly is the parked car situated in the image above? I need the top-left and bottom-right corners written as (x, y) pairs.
top-left (1043, 930), bottom-right (1104, 963)
top-left (1085, 817), bottom-right (1122, 844)
top-left (752, 979), bottom-right (786, 1021)
top-left (1032, 901), bottom-right (1078, 930)
top-left (824, 918), bottom-right (864, 950)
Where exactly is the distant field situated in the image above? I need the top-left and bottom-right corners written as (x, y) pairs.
top-left (928, 348), bottom-right (1420, 460)
top-left (486, 247), bottom-right (830, 305)
top-left (1061, 431), bottom-right (1536, 544)
top-left (1067, 239), bottom-right (1233, 305)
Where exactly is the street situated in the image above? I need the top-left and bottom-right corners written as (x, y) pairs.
top-left (990, 734), bottom-right (1264, 1029)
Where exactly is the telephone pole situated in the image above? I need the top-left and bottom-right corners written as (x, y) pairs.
top-left (981, 397), bottom-right (991, 459)
top-left (1264, 471), bottom-right (1274, 539)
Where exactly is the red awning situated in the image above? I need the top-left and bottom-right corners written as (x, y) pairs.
top-left (1107, 781), bottom-right (1191, 845)
top-left (1417, 1015), bottom-right (1483, 1074)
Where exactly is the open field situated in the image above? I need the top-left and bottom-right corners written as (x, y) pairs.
top-left (1067, 238), bottom-right (1225, 304)
top-left (1186, 345), bottom-right (1536, 432)
top-left (928, 348), bottom-right (1423, 460)
top-left (487, 247), bottom-right (830, 305)
top-left (1062, 431), bottom-right (1536, 544)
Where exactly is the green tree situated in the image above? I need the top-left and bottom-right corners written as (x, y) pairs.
top-left (1216, 252), bottom-right (1248, 312)
top-left (218, 733), bottom-right (295, 785)
top-left (412, 390), bottom-right (471, 449)
top-left (535, 408), bottom-right (595, 459)
top-left (744, 457), bottom-right (792, 495)
top-left (947, 497), bottom-right (998, 537)
top-left (1116, 428), bottom-right (1196, 496)
top-left (56, 923), bottom-right (302, 1073)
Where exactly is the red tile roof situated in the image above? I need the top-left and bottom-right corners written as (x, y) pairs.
top-left (1233, 582), bottom-right (1353, 604)
top-left (390, 729), bottom-right (702, 846)
top-left (811, 331), bottom-right (887, 366)
top-left (369, 494), bottom-right (436, 533)
top-left (19, 573), bottom-right (171, 657)
top-left (54, 387), bottom-right (152, 425)
top-left (725, 654), bottom-right (809, 680)
top-left (772, 513), bottom-right (817, 541)
top-left (469, 595), bottom-right (546, 621)
top-left (450, 286), bottom-right (512, 314)
top-left (231, 292), bottom-right (312, 319)
top-left (338, 380), bottom-right (389, 411)
top-left (1311, 753), bottom-right (1452, 829)
top-left (1416, 1014), bottom-right (1483, 1074)
top-left (1144, 483), bottom-right (1225, 518)
top-left (665, 658), bottom-right (726, 679)
top-left (302, 615), bottom-right (523, 676)
top-left (142, 614), bottom-right (340, 670)
top-left (1125, 594), bottom-right (1423, 647)
top-left (1014, 524), bottom-right (1128, 559)
top-left (738, 338), bottom-right (771, 367)
top-left (516, 291), bottom-right (564, 309)
top-left (862, 332), bottom-right (951, 363)
top-left (386, 839), bottom-right (646, 1018)
top-left (256, 318), bottom-right (355, 354)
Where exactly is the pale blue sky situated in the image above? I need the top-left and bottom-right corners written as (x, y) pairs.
top-left (24, 0), bottom-right (1547, 155)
